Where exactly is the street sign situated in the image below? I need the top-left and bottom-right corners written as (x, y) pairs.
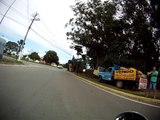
top-left (138, 78), bottom-right (148, 90)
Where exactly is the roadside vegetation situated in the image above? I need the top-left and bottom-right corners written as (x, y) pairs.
top-left (74, 72), bottom-right (160, 104)
top-left (0, 57), bottom-right (23, 65)
top-left (65, 57), bottom-right (160, 101)
top-left (65, 0), bottom-right (160, 103)
top-left (3, 41), bottom-right (60, 66)
top-left (66, 0), bottom-right (160, 72)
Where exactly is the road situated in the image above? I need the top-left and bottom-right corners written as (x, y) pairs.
top-left (0, 63), bottom-right (160, 120)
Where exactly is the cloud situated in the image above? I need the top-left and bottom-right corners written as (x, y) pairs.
top-left (0, 0), bottom-right (85, 63)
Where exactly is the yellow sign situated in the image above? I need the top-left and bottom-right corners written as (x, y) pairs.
top-left (93, 70), bottom-right (99, 76)
top-left (114, 69), bottom-right (136, 81)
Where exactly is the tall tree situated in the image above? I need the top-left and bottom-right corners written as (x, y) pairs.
top-left (115, 0), bottom-right (159, 70)
top-left (67, 0), bottom-right (160, 70)
top-left (43, 50), bottom-right (59, 64)
top-left (150, 0), bottom-right (160, 66)
top-left (4, 41), bottom-right (18, 55)
top-left (150, 0), bottom-right (160, 28)
top-left (29, 52), bottom-right (40, 61)
top-left (66, 0), bottom-right (126, 67)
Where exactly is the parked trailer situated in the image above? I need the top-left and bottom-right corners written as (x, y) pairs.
top-left (93, 65), bottom-right (147, 89)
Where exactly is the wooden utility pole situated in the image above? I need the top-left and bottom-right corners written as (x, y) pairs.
top-left (18, 13), bottom-right (39, 61)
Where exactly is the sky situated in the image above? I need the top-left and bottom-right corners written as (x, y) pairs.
top-left (0, 0), bottom-right (87, 63)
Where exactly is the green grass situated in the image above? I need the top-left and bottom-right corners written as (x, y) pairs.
top-left (0, 58), bottom-right (24, 65)
top-left (22, 59), bottom-right (52, 67)
top-left (75, 73), bottom-right (160, 100)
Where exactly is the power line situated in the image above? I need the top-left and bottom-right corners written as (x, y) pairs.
top-left (0, 14), bottom-right (27, 28)
top-left (0, 0), bottom-right (16, 24)
top-left (1, 0), bottom-right (69, 49)
top-left (18, 0), bottom-right (34, 16)
top-left (18, 12), bottom-right (39, 61)
top-left (0, 0), bottom-right (28, 20)
top-left (35, 21), bottom-right (73, 56)
top-left (41, 19), bottom-right (55, 37)
top-left (27, 0), bottom-right (29, 22)
top-left (34, 20), bottom-right (73, 56)
top-left (0, 13), bottom-right (72, 57)
top-left (0, 0), bottom-right (34, 20)
top-left (3, 0), bottom-right (29, 12)
top-left (31, 28), bottom-right (72, 56)
top-left (40, 19), bottom-right (70, 51)
top-left (0, 0), bottom-right (73, 57)
top-left (1, 1), bottom-right (57, 45)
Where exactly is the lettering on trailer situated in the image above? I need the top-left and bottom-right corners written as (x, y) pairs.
top-left (114, 69), bottom-right (136, 80)
top-left (115, 70), bottom-right (134, 74)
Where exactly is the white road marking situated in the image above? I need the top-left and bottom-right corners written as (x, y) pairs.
top-left (75, 75), bottom-right (160, 109)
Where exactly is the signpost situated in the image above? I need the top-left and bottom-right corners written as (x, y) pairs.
top-left (138, 78), bottom-right (148, 90)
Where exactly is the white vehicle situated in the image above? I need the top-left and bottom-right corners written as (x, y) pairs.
top-left (57, 65), bottom-right (63, 69)
top-left (51, 63), bottom-right (57, 67)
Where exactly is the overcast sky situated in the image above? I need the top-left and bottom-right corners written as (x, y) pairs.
top-left (0, 0), bottom-right (87, 63)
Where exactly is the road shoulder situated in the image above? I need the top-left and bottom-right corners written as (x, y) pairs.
top-left (70, 72), bottom-right (160, 107)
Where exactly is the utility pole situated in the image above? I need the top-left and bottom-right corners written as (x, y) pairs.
top-left (0, 0), bottom-right (16, 24)
top-left (17, 12), bottom-right (39, 61)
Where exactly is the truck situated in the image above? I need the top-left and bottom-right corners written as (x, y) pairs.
top-left (93, 65), bottom-right (147, 89)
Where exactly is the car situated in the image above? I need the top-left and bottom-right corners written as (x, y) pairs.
top-left (51, 63), bottom-right (57, 67)
top-left (57, 65), bottom-right (63, 69)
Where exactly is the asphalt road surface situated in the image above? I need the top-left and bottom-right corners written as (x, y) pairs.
top-left (0, 63), bottom-right (160, 120)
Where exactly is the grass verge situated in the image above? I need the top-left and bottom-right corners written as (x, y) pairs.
top-left (74, 73), bottom-right (160, 105)
top-left (0, 58), bottom-right (24, 65)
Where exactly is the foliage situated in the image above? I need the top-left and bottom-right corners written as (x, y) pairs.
top-left (150, 0), bottom-right (160, 68)
top-left (17, 39), bottom-right (24, 54)
top-left (66, 0), bottom-right (160, 71)
top-left (0, 58), bottom-right (23, 65)
top-left (4, 41), bottom-right (18, 55)
top-left (62, 63), bottom-right (68, 69)
top-left (43, 50), bottom-right (59, 64)
top-left (150, 0), bottom-right (160, 28)
top-left (28, 52), bottom-right (40, 61)
top-left (66, 0), bottom-right (130, 67)
top-left (68, 56), bottom-right (86, 73)
top-left (114, 0), bottom-right (159, 71)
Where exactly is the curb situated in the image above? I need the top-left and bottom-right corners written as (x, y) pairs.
top-left (71, 73), bottom-right (160, 106)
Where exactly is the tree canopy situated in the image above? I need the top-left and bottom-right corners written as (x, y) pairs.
top-left (29, 52), bottom-right (40, 61)
top-left (66, 0), bottom-right (160, 71)
top-left (4, 41), bottom-right (18, 55)
top-left (43, 50), bottom-right (59, 64)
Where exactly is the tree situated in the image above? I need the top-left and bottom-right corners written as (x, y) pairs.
top-left (114, 0), bottom-right (159, 71)
top-left (68, 56), bottom-right (86, 73)
top-left (4, 41), bottom-right (18, 55)
top-left (150, 0), bottom-right (160, 67)
top-left (150, 0), bottom-right (160, 28)
top-left (43, 50), bottom-right (59, 64)
top-left (66, 0), bottom-right (124, 67)
top-left (67, 0), bottom-right (160, 71)
top-left (66, 0), bottom-right (160, 71)
top-left (29, 52), bottom-right (40, 61)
